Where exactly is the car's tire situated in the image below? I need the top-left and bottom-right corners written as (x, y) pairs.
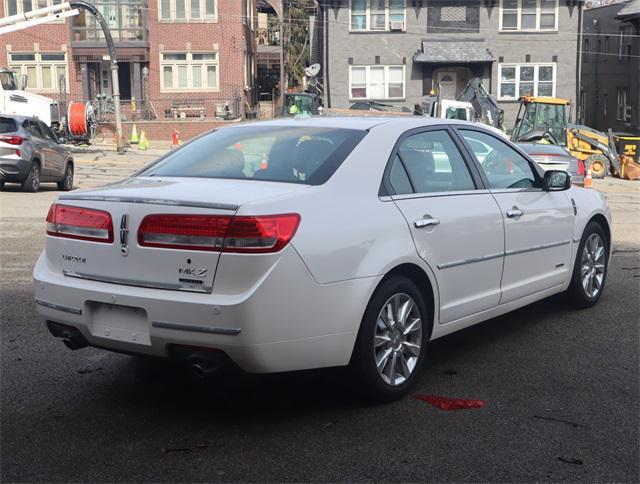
top-left (22, 162), bottom-right (40, 193)
top-left (57, 162), bottom-right (73, 191)
top-left (350, 276), bottom-right (430, 403)
top-left (566, 221), bottom-right (609, 308)
top-left (586, 154), bottom-right (610, 179)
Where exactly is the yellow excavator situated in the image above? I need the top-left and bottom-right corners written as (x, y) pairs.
top-left (511, 96), bottom-right (640, 180)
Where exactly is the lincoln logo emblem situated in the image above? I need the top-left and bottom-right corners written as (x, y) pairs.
top-left (120, 214), bottom-right (129, 256)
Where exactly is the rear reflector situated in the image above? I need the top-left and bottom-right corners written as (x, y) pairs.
top-left (138, 213), bottom-right (300, 253)
top-left (46, 203), bottom-right (114, 243)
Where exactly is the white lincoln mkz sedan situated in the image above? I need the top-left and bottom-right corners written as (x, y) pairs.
top-left (34, 117), bottom-right (611, 401)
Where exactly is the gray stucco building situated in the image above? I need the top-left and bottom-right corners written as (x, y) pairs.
top-left (314, 0), bottom-right (584, 128)
top-left (582, 0), bottom-right (639, 134)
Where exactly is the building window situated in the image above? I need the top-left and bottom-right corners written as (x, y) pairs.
top-left (350, 0), bottom-right (405, 31)
top-left (603, 93), bottom-right (608, 118)
top-left (500, 0), bottom-right (558, 31)
top-left (498, 64), bottom-right (555, 100)
top-left (5, 0), bottom-right (62, 16)
top-left (349, 65), bottom-right (405, 100)
top-left (441, 6), bottom-right (467, 22)
top-left (160, 52), bottom-right (219, 91)
top-left (159, 0), bottom-right (216, 21)
top-left (8, 52), bottom-right (67, 92)
top-left (617, 88), bottom-right (628, 121)
top-left (618, 27), bottom-right (632, 60)
top-left (584, 38), bottom-right (589, 62)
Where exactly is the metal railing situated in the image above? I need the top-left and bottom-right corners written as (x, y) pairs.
top-left (88, 96), bottom-right (243, 123)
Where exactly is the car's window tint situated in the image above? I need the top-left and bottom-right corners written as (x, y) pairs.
top-left (38, 121), bottom-right (58, 143)
top-left (389, 155), bottom-right (413, 195)
top-left (395, 130), bottom-right (475, 194)
top-left (461, 130), bottom-right (539, 190)
top-left (0, 117), bottom-right (17, 133)
top-left (23, 120), bottom-right (43, 138)
top-left (140, 126), bottom-right (367, 185)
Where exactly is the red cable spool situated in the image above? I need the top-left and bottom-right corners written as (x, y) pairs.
top-left (68, 101), bottom-right (89, 137)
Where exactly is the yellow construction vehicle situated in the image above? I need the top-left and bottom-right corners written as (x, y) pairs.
top-left (511, 96), bottom-right (640, 180)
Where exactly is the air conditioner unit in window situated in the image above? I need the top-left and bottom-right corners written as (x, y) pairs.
top-left (389, 21), bottom-right (405, 31)
top-left (624, 106), bottom-right (632, 123)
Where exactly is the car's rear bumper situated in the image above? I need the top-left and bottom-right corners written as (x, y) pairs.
top-left (33, 248), bottom-right (380, 373)
top-left (0, 157), bottom-right (31, 182)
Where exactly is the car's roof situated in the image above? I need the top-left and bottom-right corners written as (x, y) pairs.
top-left (0, 114), bottom-right (38, 122)
top-left (230, 116), bottom-right (488, 132)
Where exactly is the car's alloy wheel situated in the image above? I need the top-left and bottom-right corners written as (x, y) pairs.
top-left (567, 221), bottom-right (608, 308)
top-left (581, 233), bottom-right (605, 298)
top-left (350, 276), bottom-right (429, 402)
top-left (22, 163), bottom-right (40, 193)
top-left (58, 164), bottom-right (73, 191)
top-left (374, 293), bottom-right (422, 386)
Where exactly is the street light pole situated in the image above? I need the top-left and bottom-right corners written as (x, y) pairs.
top-left (70, 1), bottom-right (124, 153)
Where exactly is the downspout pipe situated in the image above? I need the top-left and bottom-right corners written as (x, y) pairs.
top-left (576, 0), bottom-right (584, 124)
top-left (70, 0), bottom-right (124, 153)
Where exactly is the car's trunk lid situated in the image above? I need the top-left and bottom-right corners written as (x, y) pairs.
top-left (48, 177), bottom-right (309, 293)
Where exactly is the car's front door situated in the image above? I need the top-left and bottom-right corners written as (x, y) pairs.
top-left (457, 129), bottom-right (574, 304)
top-left (385, 127), bottom-right (505, 325)
top-left (37, 120), bottom-right (65, 177)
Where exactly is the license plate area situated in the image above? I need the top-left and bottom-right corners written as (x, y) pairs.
top-left (88, 302), bottom-right (150, 346)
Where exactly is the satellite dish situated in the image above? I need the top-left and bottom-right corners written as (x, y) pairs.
top-left (305, 63), bottom-right (321, 78)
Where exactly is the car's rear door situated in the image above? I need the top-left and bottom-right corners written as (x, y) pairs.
top-left (22, 120), bottom-right (50, 174)
top-left (457, 128), bottom-right (574, 304)
top-left (384, 127), bottom-right (505, 325)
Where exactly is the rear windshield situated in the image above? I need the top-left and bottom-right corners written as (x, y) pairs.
top-left (0, 117), bottom-right (17, 134)
top-left (139, 126), bottom-right (367, 185)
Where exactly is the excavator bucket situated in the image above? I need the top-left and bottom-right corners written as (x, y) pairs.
top-left (620, 157), bottom-right (640, 180)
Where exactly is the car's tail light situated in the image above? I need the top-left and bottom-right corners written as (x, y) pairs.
top-left (138, 214), bottom-right (300, 253)
top-left (577, 159), bottom-right (585, 175)
top-left (138, 214), bottom-right (231, 251)
top-left (46, 203), bottom-right (114, 243)
top-left (0, 135), bottom-right (25, 146)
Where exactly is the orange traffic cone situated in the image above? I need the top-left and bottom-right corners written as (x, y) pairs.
top-left (259, 152), bottom-right (268, 170)
top-left (172, 129), bottom-right (181, 146)
top-left (584, 168), bottom-right (593, 188)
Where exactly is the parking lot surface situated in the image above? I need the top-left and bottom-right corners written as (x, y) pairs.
top-left (1, 146), bottom-right (638, 482)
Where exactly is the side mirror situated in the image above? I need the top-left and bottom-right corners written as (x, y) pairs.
top-left (21, 74), bottom-right (28, 90)
top-left (544, 170), bottom-right (571, 191)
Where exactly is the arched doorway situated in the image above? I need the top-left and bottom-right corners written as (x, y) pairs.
top-left (433, 66), bottom-right (472, 99)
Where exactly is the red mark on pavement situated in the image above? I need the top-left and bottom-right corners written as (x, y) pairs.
top-left (413, 394), bottom-right (487, 411)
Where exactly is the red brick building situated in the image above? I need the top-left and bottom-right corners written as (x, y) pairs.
top-left (1, 0), bottom-right (257, 123)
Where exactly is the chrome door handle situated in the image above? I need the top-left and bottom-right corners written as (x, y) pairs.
top-left (506, 208), bottom-right (524, 218)
top-left (414, 217), bottom-right (440, 228)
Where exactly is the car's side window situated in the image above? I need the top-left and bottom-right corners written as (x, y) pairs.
top-left (393, 130), bottom-right (476, 194)
top-left (460, 130), bottom-right (539, 190)
top-left (23, 120), bottom-right (43, 139)
top-left (388, 154), bottom-right (413, 195)
top-left (38, 121), bottom-right (58, 143)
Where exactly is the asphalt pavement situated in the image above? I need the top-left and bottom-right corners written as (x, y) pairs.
top-left (1, 148), bottom-right (638, 482)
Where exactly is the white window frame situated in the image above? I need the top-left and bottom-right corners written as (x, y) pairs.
top-left (4, 0), bottom-right (64, 22)
top-left (498, 63), bottom-right (556, 100)
top-left (8, 52), bottom-right (69, 93)
top-left (618, 27), bottom-right (632, 60)
top-left (349, 65), bottom-right (405, 100)
top-left (616, 88), bottom-right (628, 121)
top-left (158, 0), bottom-right (217, 22)
top-left (499, 0), bottom-right (559, 32)
top-left (160, 51), bottom-right (220, 92)
top-left (349, 0), bottom-right (406, 32)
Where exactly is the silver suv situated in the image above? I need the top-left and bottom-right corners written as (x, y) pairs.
top-left (0, 115), bottom-right (73, 192)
